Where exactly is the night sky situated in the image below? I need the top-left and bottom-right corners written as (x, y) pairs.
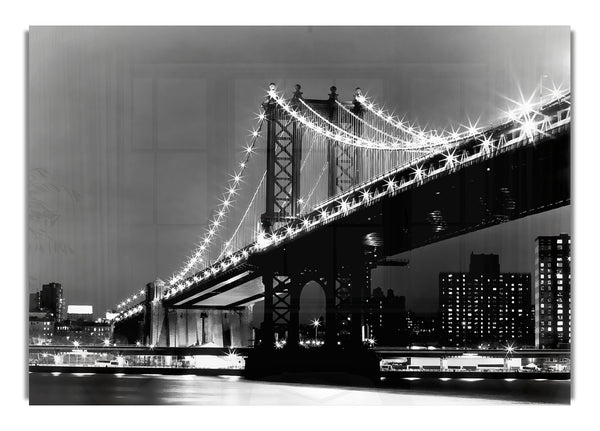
top-left (27, 27), bottom-right (570, 321)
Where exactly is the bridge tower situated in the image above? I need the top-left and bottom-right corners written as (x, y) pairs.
top-left (258, 84), bottom-right (374, 354)
top-left (261, 83), bottom-right (303, 234)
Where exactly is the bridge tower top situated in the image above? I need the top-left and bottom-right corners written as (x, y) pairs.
top-left (260, 83), bottom-right (366, 232)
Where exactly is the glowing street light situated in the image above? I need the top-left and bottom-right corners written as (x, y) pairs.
top-left (311, 318), bottom-right (321, 340)
top-left (103, 338), bottom-right (111, 347)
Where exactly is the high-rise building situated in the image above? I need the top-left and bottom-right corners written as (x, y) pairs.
top-left (440, 253), bottom-right (532, 347)
top-left (535, 234), bottom-right (571, 348)
top-left (40, 282), bottom-right (65, 322)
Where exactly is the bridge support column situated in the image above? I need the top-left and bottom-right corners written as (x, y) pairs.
top-left (261, 83), bottom-right (302, 232)
top-left (261, 272), bottom-right (274, 348)
top-left (261, 271), bottom-right (293, 348)
top-left (288, 287), bottom-right (301, 347)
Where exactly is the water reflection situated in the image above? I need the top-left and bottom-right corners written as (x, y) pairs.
top-left (29, 373), bottom-right (570, 405)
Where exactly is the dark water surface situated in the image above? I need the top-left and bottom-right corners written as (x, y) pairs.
top-left (29, 372), bottom-right (570, 405)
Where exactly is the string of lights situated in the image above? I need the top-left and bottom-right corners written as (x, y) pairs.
top-left (217, 170), bottom-right (267, 260)
top-left (165, 114), bottom-right (265, 286)
top-left (268, 88), bottom-right (427, 150)
top-left (299, 97), bottom-right (424, 150)
top-left (165, 91), bottom-right (570, 300)
top-left (334, 99), bottom-right (433, 150)
top-left (112, 109), bottom-right (266, 310)
top-left (112, 85), bottom-right (570, 320)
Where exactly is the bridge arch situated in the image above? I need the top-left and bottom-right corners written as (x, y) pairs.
top-left (288, 277), bottom-right (333, 348)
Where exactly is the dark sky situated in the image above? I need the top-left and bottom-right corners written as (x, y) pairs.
top-left (27, 27), bottom-right (570, 320)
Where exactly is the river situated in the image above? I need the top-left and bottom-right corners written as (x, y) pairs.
top-left (28, 372), bottom-right (570, 405)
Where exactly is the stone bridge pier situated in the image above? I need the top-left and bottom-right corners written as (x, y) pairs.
top-left (114, 278), bottom-right (254, 348)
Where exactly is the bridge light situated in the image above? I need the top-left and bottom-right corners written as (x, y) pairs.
top-left (386, 178), bottom-right (397, 192)
top-left (465, 119), bottom-right (479, 137)
top-left (339, 199), bottom-right (350, 213)
top-left (413, 165), bottom-right (424, 181)
top-left (444, 150), bottom-right (457, 168)
top-left (520, 116), bottom-right (538, 138)
top-left (550, 84), bottom-right (564, 100)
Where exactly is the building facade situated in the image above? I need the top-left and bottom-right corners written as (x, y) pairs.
top-left (40, 282), bottom-right (65, 322)
top-left (29, 292), bottom-right (41, 312)
top-left (29, 312), bottom-right (55, 345)
top-left (364, 287), bottom-right (407, 345)
top-left (535, 234), bottom-right (571, 348)
top-left (440, 253), bottom-right (532, 347)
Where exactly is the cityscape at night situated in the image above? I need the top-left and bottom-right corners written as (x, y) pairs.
top-left (25, 25), bottom-right (574, 407)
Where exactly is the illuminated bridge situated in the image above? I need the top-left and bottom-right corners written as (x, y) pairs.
top-left (112, 83), bottom-right (571, 357)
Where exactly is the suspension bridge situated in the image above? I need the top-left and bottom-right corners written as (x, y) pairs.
top-left (112, 82), bottom-right (571, 360)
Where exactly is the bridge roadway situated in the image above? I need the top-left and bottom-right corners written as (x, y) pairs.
top-left (112, 95), bottom-right (570, 331)
top-left (159, 100), bottom-right (570, 310)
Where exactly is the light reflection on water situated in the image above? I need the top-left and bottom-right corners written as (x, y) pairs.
top-left (29, 373), bottom-right (570, 405)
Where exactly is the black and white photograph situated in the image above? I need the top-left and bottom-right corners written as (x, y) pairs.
top-left (5, 1), bottom-right (597, 419)
top-left (24, 24), bottom-right (574, 406)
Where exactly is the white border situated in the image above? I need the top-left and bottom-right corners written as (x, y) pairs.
top-left (3, 0), bottom-right (597, 428)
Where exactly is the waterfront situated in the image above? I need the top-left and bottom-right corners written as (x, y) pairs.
top-left (29, 372), bottom-right (570, 405)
